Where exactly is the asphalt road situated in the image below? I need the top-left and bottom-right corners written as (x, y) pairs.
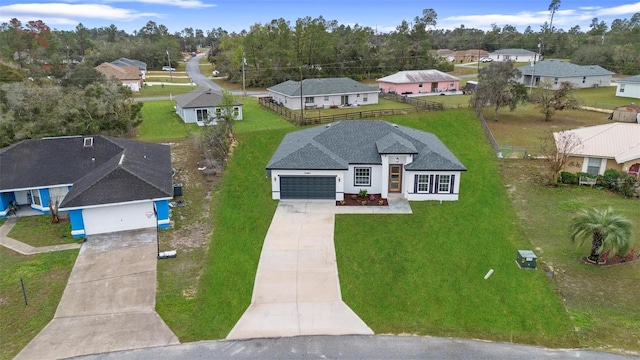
top-left (186, 52), bottom-right (222, 90)
top-left (77, 335), bottom-right (638, 359)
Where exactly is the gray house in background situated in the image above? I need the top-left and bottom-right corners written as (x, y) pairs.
top-left (111, 58), bottom-right (147, 79)
top-left (267, 77), bottom-right (379, 110)
top-left (174, 88), bottom-right (243, 126)
top-left (266, 120), bottom-right (466, 201)
top-left (518, 59), bottom-right (614, 89)
top-left (489, 48), bottom-right (540, 63)
top-left (615, 75), bottom-right (640, 99)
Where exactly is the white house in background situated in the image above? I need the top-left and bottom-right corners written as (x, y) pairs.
top-left (489, 49), bottom-right (540, 63)
top-left (518, 59), bottom-right (614, 90)
top-left (174, 88), bottom-right (243, 126)
top-left (266, 120), bottom-right (466, 201)
top-left (95, 62), bottom-right (143, 92)
top-left (267, 77), bottom-right (378, 110)
top-left (556, 123), bottom-right (640, 177)
top-left (615, 75), bottom-right (640, 99)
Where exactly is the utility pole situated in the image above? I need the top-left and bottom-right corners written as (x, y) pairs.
top-left (166, 49), bottom-right (172, 82)
top-left (299, 66), bottom-right (304, 125)
top-left (242, 52), bottom-right (247, 97)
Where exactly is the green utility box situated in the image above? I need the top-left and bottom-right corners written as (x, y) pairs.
top-left (517, 250), bottom-right (537, 269)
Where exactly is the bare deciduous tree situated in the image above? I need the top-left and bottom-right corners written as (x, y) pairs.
top-left (540, 130), bottom-right (582, 184)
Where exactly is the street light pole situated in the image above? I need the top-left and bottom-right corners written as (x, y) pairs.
top-left (166, 49), bottom-right (172, 82)
top-left (299, 66), bottom-right (304, 125)
top-left (242, 52), bottom-right (247, 98)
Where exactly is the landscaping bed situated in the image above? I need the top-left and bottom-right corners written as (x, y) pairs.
top-left (337, 193), bottom-right (388, 206)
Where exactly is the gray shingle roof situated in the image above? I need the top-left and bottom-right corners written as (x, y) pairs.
top-left (490, 48), bottom-right (536, 56)
top-left (617, 75), bottom-right (640, 84)
top-left (377, 70), bottom-right (460, 84)
top-left (0, 136), bottom-right (172, 208)
top-left (518, 60), bottom-right (614, 77)
top-left (267, 77), bottom-right (377, 97)
top-left (266, 120), bottom-right (466, 171)
top-left (174, 88), bottom-right (242, 108)
top-left (111, 58), bottom-right (147, 71)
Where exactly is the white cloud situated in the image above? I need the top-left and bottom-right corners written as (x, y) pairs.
top-left (0, 3), bottom-right (159, 22)
top-left (107, 0), bottom-right (215, 9)
top-left (596, 2), bottom-right (640, 16)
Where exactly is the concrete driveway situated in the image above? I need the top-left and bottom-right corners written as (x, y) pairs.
top-left (227, 199), bottom-right (411, 339)
top-left (16, 229), bottom-right (179, 360)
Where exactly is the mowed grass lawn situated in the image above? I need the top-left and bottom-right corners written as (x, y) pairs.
top-left (181, 107), bottom-right (577, 347)
top-left (137, 100), bottom-right (199, 141)
top-left (336, 110), bottom-right (576, 347)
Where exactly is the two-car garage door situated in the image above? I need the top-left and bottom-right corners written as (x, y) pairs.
top-left (280, 176), bottom-right (335, 200)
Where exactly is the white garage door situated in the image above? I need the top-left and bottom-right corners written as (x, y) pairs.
top-left (83, 202), bottom-right (157, 236)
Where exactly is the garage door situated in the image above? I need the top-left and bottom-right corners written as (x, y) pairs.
top-left (280, 176), bottom-right (335, 199)
top-left (83, 202), bottom-right (157, 236)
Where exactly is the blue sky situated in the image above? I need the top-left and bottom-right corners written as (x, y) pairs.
top-left (1, 0), bottom-right (639, 35)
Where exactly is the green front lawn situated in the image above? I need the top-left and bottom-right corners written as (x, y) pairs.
top-left (336, 110), bottom-right (577, 347)
top-left (0, 248), bottom-right (78, 360)
top-left (137, 100), bottom-right (200, 141)
top-left (7, 217), bottom-right (77, 247)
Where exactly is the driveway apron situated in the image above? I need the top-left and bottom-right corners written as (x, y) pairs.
top-left (227, 201), bottom-right (377, 339)
top-left (16, 229), bottom-right (179, 360)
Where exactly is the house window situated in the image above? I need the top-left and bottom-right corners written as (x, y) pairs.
top-left (363, 95), bottom-right (368, 102)
top-left (324, 96), bottom-right (329, 101)
top-left (582, 76), bottom-right (586, 84)
top-left (417, 174), bottom-right (429, 193)
top-left (32, 190), bottom-right (41, 206)
top-left (418, 83), bottom-right (423, 88)
top-left (438, 175), bottom-right (451, 193)
top-left (620, 84), bottom-right (625, 93)
top-left (215, 108), bottom-right (222, 117)
top-left (305, 97), bottom-right (314, 104)
top-left (233, 107), bottom-right (239, 117)
top-left (354, 167), bottom-right (371, 186)
top-left (554, 77), bottom-right (558, 85)
top-left (357, 94), bottom-right (360, 97)
top-left (587, 158), bottom-right (602, 175)
top-left (196, 109), bottom-right (208, 122)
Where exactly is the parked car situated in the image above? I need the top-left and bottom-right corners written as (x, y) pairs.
top-left (162, 66), bottom-right (175, 71)
top-left (480, 57), bottom-right (493, 63)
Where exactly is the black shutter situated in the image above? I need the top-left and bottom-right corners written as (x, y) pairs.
top-left (413, 175), bottom-right (418, 193)
top-left (434, 175), bottom-right (440, 193)
top-left (429, 175), bottom-right (434, 193)
top-left (450, 174), bottom-right (455, 194)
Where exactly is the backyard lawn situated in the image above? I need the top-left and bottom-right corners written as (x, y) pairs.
top-left (137, 100), bottom-right (200, 141)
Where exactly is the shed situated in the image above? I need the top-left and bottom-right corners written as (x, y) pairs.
top-left (610, 104), bottom-right (640, 123)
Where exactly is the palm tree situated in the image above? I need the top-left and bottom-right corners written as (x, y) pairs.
top-left (570, 207), bottom-right (633, 264)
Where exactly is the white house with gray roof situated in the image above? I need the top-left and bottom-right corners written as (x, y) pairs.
top-left (266, 120), bottom-right (466, 201)
top-left (518, 59), bottom-right (614, 90)
top-left (489, 49), bottom-right (540, 63)
top-left (174, 88), bottom-right (243, 125)
top-left (615, 75), bottom-right (640, 99)
top-left (267, 77), bottom-right (378, 110)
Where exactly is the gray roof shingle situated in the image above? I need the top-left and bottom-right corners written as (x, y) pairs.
top-left (490, 48), bottom-right (536, 56)
top-left (267, 77), bottom-right (377, 97)
top-left (0, 136), bottom-right (172, 208)
top-left (266, 120), bottom-right (466, 171)
top-left (518, 60), bottom-right (614, 77)
top-left (377, 70), bottom-right (460, 84)
top-left (174, 88), bottom-right (242, 108)
top-left (617, 75), bottom-right (640, 84)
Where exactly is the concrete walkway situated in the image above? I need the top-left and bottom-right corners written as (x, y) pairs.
top-left (0, 217), bottom-right (82, 255)
top-left (16, 229), bottom-right (179, 360)
top-left (227, 199), bottom-right (411, 339)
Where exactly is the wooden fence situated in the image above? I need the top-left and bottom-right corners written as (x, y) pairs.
top-left (259, 94), bottom-right (444, 125)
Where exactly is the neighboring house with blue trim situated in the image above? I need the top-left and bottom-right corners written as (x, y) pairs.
top-left (0, 136), bottom-right (173, 238)
top-left (266, 120), bottom-right (466, 201)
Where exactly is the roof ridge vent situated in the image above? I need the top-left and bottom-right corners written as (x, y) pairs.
top-left (325, 124), bottom-right (331, 128)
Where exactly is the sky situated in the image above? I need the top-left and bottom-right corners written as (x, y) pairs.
top-left (1, 0), bottom-right (639, 35)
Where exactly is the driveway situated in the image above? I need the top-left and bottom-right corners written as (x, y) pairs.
top-left (16, 229), bottom-right (179, 360)
top-left (227, 199), bottom-right (411, 339)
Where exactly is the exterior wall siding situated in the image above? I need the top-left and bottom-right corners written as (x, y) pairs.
top-left (268, 91), bottom-right (378, 110)
top-left (68, 209), bottom-right (86, 238)
top-left (616, 83), bottom-right (640, 99)
top-left (344, 165), bottom-right (383, 194)
top-left (379, 82), bottom-right (459, 94)
top-left (404, 171), bottom-right (462, 201)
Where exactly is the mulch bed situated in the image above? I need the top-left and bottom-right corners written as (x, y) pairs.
top-left (580, 251), bottom-right (640, 266)
top-left (337, 193), bottom-right (388, 206)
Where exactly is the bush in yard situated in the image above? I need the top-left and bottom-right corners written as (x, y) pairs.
top-left (616, 173), bottom-right (638, 198)
top-left (602, 169), bottom-right (620, 190)
top-left (560, 171), bottom-right (577, 184)
top-left (358, 189), bottom-right (368, 198)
